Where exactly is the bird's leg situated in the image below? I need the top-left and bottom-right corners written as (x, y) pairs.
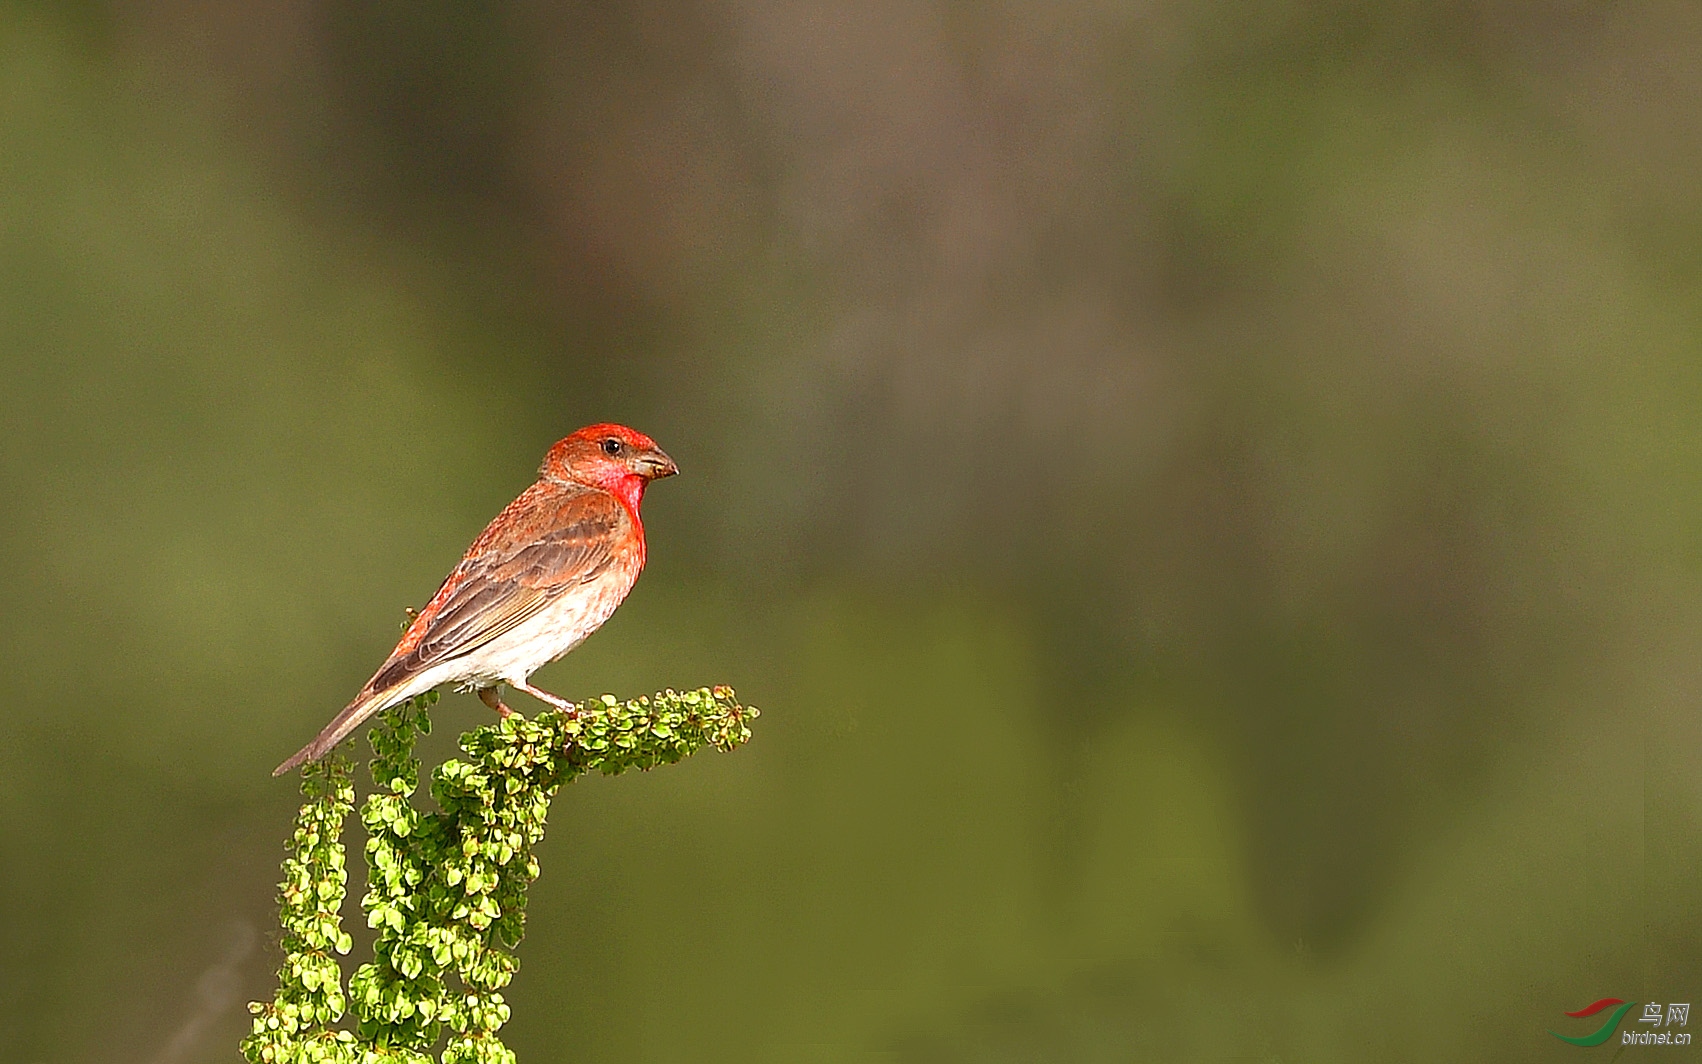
top-left (478, 685), bottom-right (517, 718)
top-left (510, 679), bottom-right (579, 716)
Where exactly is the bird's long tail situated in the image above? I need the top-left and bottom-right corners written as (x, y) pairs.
top-left (272, 687), bottom-right (399, 777)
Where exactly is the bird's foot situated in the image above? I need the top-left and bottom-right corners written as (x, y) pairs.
top-left (511, 679), bottom-right (579, 716)
top-left (477, 686), bottom-right (518, 718)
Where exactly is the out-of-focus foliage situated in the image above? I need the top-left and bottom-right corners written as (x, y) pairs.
top-left (5, 0), bottom-right (1702, 1061)
top-left (245, 689), bottom-right (754, 1064)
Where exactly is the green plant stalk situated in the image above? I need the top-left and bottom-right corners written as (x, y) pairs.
top-left (244, 755), bottom-right (358, 1062)
top-left (245, 686), bottom-right (756, 1064)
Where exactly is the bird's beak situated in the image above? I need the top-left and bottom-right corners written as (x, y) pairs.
top-left (636, 448), bottom-right (679, 480)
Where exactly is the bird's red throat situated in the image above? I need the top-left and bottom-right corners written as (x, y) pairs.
top-left (604, 473), bottom-right (648, 530)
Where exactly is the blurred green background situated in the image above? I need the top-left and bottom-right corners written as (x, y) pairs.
top-left (3, 1), bottom-right (1702, 1060)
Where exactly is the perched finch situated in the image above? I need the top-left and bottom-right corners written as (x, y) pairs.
top-left (274, 423), bottom-right (678, 776)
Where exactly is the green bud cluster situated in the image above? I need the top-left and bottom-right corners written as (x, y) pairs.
top-left (245, 686), bottom-right (756, 1064)
top-left (243, 755), bottom-right (358, 1063)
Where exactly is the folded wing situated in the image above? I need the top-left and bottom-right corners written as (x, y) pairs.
top-left (368, 483), bottom-right (627, 694)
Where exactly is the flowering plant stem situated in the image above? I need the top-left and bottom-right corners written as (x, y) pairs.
top-left (245, 686), bottom-right (756, 1064)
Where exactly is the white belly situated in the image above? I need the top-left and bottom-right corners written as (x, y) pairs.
top-left (383, 566), bottom-right (638, 703)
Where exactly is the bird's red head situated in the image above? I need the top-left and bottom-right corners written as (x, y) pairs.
top-left (542, 424), bottom-right (679, 510)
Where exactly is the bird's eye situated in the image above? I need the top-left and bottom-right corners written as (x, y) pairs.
top-left (602, 437), bottom-right (623, 456)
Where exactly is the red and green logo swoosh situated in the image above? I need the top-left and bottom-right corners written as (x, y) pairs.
top-left (1549, 998), bottom-right (1636, 1046)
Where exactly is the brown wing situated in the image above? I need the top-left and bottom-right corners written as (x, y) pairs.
top-left (365, 481), bottom-right (628, 695)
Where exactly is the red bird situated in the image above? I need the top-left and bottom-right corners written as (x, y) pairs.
top-left (274, 424), bottom-right (678, 776)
